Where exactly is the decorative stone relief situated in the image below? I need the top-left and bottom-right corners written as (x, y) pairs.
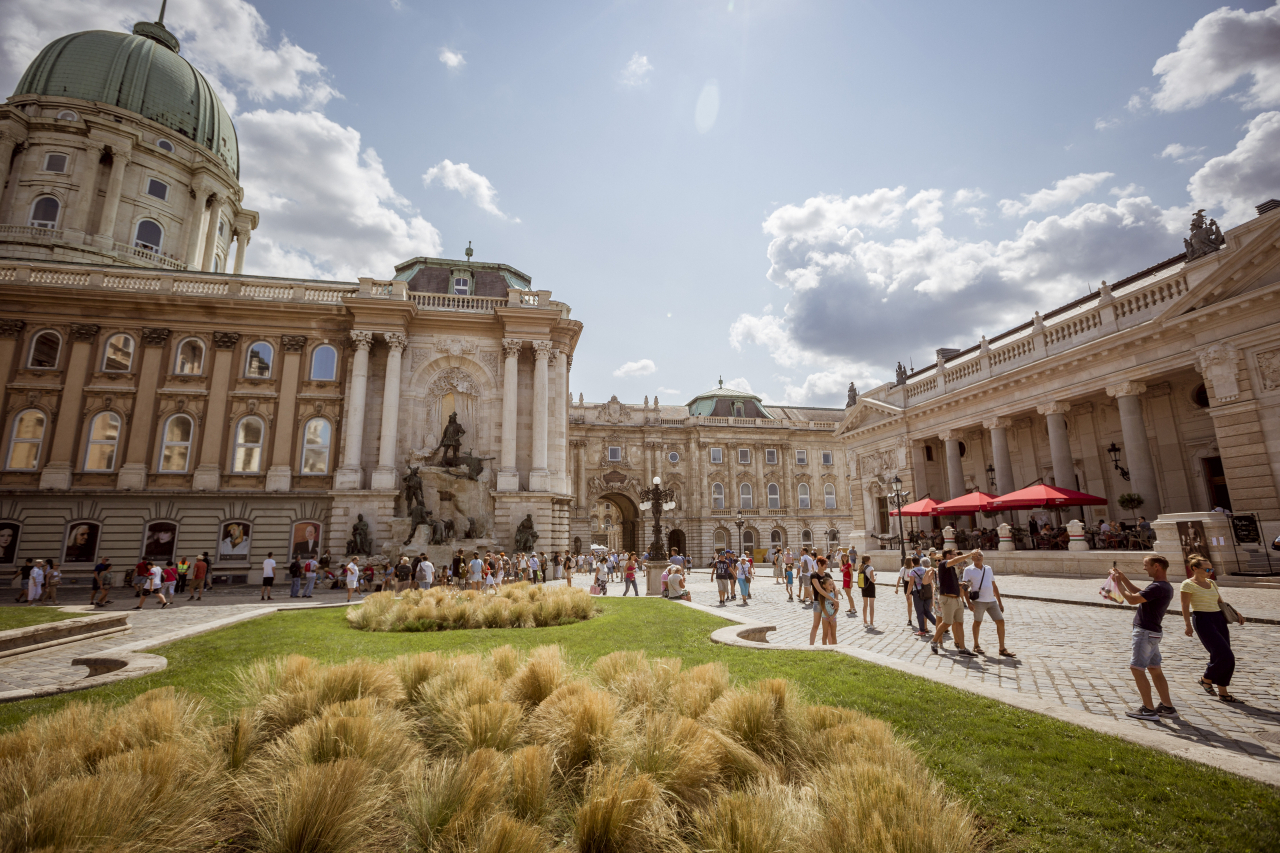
top-left (1196, 344), bottom-right (1241, 403)
top-left (1035, 401), bottom-right (1072, 416)
top-left (596, 395), bottom-right (633, 425)
top-left (141, 328), bottom-right (171, 347)
top-left (350, 330), bottom-right (374, 351)
top-left (383, 332), bottom-right (408, 353)
top-left (213, 332), bottom-right (241, 350)
top-left (0, 319), bottom-right (25, 338)
top-left (501, 339), bottom-right (523, 359)
top-left (70, 323), bottom-right (100, 342)
top-left (410, 348), bottom-right (432, 371)
top-left (281, 335), bottom-right (307, 352)
top-left (532, 341), bottom-right (553, 360)
top-left (1105, 381), bottom-right (1147, 399)
top-left (858, 447), bottom-right (898, 480)
top-left (1255, 349), bottom-right (1279, 392)
top-left (479, 350), bottom-right (500, 378)
top-left (440, 337), bottom-right (478, 357)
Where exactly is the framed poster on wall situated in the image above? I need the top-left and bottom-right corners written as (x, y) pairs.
top-left (142, 521), bottom-right (179, 563)
top-left (63, 521), bottom-right (101, 563)
top-left (218, 521), bottom-right (252, 562)
top-left (291, 521), bottom-right (322, 560)
top-left (0, 521), bottom-right (20, 565)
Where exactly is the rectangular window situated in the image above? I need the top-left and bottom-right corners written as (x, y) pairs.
top-left (710, 448), bottom-right (722, 464)
top-left (44, 153), bottom-right (68, 173)
top-left (453, 277), bottom-right (469, 295)
top-left (822, 450), bottom-right (834, 466)
top-left (607, 446), bottom-right (622, 462)
top-left (146, 178), bottom-right (168, 201)
top-left (877, 497), bottom-right (890, 534)
top-left (795, 449), bottom-right (808, 465)
top-left (765, 448), bottom-right (777, 465)
top-left (738, 448), bottom-right (751, 464)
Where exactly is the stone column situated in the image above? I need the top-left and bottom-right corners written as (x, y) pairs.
top-left (265, 335), bottom-right (307, 492)
top-left (334, 330), bottom-right (374, 490)
top-left (939, 429), bottom-right (966, 499)
top-left (92, 151), bottom-right (130, 251)
top-left (529, 341), bottom-right (551, 491)
top-left (984, 417), bottom-right (1015, 496)
top-left (498, 338), bottom-right (521, 491)
top-left (66, 142), bottom-right (104, 242)
top-left (117, 327), bottom-right (170, 490)
top-left (553, 345), bottom-right (568, 493)
top-left (575, 441), bottom-right (587, 508)
top-left (200, 195), bottom-right (223, 271)
top-left (371, 332), bottom-right (407, 489)
top-left (39, 324), bottom-right (99, 489)
top-left (183, 186), bottom-right (208, 268)
top-left (1037, 402), bottom-right (1075, 491)
top-left (1106, 381), bottom-right (1161, 515)
top-left (193, 332), bottom-right (239, 490)
top-left (232, 230), bottom-right (250, 274)
top-left (0, 321), bottom-right (25, 421)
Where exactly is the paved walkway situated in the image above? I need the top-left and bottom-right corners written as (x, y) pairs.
top-left (679, 571), bottom-right (1280, 771)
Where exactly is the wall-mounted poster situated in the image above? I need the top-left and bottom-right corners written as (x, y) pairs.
top-left (143, 521), bottom-right (179, 563)
top-left (291, 521), bottom-right (322, 560)
top-left (63, 521), bottom-right (101, 563)
top-left (1176, 520), bottom-right (1209, 576)
top-left (219, 521), bottom-right (252, 562)
top-left (0, 522), bottom-right (20, 565)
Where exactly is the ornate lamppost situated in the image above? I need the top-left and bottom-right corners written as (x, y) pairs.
top-left (1106, 443), bottom-right (1131, 481)
top-left (889, 475), bottom-right (911, 568)
top-left (639, 476), bottom-right (676, 561)
top-left (734, 509), bottom-right (745, 555)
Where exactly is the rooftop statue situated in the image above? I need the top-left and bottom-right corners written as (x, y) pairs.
top-left (895, 362), bottom-right (908, 386)
top-left (1185, 209), bottom-right (1226, 261)
top-left (846, 382), bottom-right (858, 407)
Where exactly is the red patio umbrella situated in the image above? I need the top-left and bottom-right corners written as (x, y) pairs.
top-left (989, 484), bottom-right (1107, 509)
top-left (930, 491), bottom-right (998, 516)
top-left (889, 497), bottom-right (941, 517)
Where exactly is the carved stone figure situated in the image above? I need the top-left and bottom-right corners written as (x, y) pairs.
top-left (401, 465), bottom-right (425, 508)
top-left (449, 449), bottom-right (495, 481)
top-left (443, 518), bottom-right (456, 540)
top-left (346, 513), bottom-right (371, 556)
top-left (846, 382), bottom-right (858, 407)
top-left (1184, 209), bottom-right (1226, 260)
top-left (404, 504), bottom-right (431, 545)
top-left (894, 362), bottom-right (907, 386)
top-left (514, 513), bottom-right (539, 552)
top-left (430, 514), bottom-right (447, 545)
top-left (440, 411), bottom-right (465, 465)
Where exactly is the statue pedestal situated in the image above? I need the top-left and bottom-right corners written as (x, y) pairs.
top-left (371, 466), bottom-right (399, 490)
top-left (1067, 519), bottom-right (1089, 551)
top-left (645, 561), bottom-right (668, 596)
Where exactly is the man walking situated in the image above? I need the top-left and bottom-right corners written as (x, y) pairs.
top-left (260, 552), bottom-right (276, 601)
top-left (907, 556), bottom-right (935, 636)
top-left (288, 557), bottom-right (303, 598)
top-left (1112, 555), bottom-right (1178, 721)
top-left (417, 554), bottom-right (435, 589)
top-left (799, 548), bottom-right (815, 607)
top-left (963, 550), bottom-right (1016, 657)
top-left (302, 557), bottom-right (318, 598)
top-left (92, 556), bottom-right (112, 607)
top-left (714, 551), bottom-right (733, 605)
top-left (189, 554), bottom-right (208, 601)
top-left (932, 548), bottom-right (978, 656)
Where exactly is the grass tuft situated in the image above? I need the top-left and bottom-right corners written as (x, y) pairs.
top-left (349, 583), bottom-right (597, 633)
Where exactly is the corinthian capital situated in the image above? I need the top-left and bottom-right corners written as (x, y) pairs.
top-left (1105, 381), bottom-right (1146, 399)
top-left (982, 416), bottom-right (1012, 431)
top-left (937, 429), bottom-right (965, 442)
top-left (1035, 401), bottom-right (1072, 416)
top-left (350, 330), bottom-right (374, 351)
top-left (70, 323), bottom-right (100, 342)
top-left (383, 332), bottom-right (408, 353)
top-left (532, 340), bottom-right (553, 360)
top-left (502, 338), bottom-right (523, 359)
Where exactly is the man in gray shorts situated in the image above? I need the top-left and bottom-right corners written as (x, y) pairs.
top-left (962, 551), bottom-right (1016, 658)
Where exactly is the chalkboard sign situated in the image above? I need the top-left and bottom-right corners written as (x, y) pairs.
top-left (1231, 514), bottom-right (1261, 544)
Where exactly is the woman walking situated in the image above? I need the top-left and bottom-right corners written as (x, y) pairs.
top-left (1181, 554), bottom-right (1245, 702)
top-left (44, 559), bottom-right (62, 604)
top-left (623, 555), bottom-right (640, 596)
top-left (859, 555), bottom-right (876, 627)
top-left (189, 555), bottom-right (207, 601)
top-left (841, 552), bottom-right (856, 615)
top-left (595, 557), bottom-right (609, 595)
top-left (736, 554), bottom-right (752, 605)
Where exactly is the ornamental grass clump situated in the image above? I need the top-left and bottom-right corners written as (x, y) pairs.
top-left (0, 645), bottom-right (978, 853)
top-left (348, 582), bottom-right (598, 632)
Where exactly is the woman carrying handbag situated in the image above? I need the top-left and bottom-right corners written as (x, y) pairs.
top-left (1180, 554), bottom-right (1245, 703)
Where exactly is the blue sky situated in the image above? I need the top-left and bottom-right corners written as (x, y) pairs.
top-left (5, 1), bottom-right (1280, 407)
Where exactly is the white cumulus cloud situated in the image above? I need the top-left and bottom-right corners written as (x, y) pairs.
top-left (723, 377), bottom-right (754, 396)
top-left (1094, 117), bottom-right (1121, 130)
top-left (997, 172), bottom-right (1115, 217)
top-left (423, 160), bottom-right (519, 221)
top-left (438, 47), bottom-right (465, 69)
top-left (613, 359), bottom-right (656, 378)
top-left (1150, 2), bottom-right (1280, 111)
top-left (620, 52), bottom-right (652, 87)
top-left (1160, 142), bottom-right (1206, 164)
top-left (1187, 111), bottom-right (1280, 225)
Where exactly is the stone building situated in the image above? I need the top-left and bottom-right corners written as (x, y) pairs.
top-left (836, 202), bottom-right (1280, 574)
top-left (0, 16), bottom-right (579, 583)
top-left (567, 382), bottom-right (854, 565)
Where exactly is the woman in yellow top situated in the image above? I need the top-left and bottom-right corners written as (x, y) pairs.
top-left (1180, 554), bottom-right (1245, 703)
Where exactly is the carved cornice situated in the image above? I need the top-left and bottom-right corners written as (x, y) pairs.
top-left (0, 319), bottom-right (26, 339)
top-left (70, 323), bottom-right (100, 342)
top-left (141, 328), bottom-right (171, 347)
top-left (350, 330), bottom-right (375, 351)
top-left (281, 335), bottom-right (308, 353)
top-left (213, 332), bottom-right (241, 350)
top-left (937, 429), bottom-right (964, 442)
top-left (502, 338), bottom-right (523, 359)
top-left (1105, 381), bottom-right (1146, 399)
top-left (383, 332), bottom-right (407, 353)
top-left (1035, 401), bottom-right (1072, 416)
top-left (981, 417), bottom-right (1012, 431)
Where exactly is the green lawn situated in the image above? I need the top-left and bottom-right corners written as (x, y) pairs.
top-left (1, 598), bottom-right (1277, 852)
top-left (0, 605), bottom-right (86, 631)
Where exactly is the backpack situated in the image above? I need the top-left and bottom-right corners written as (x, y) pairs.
top-left (857, 566), bottom-right (867, 588)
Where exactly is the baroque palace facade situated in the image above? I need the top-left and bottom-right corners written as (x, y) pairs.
top-left (837, 203), bottom-right (1280, 574)
top-left (0, 16), bottom-right (580, 582)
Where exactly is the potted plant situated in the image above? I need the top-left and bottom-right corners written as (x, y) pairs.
top-left (1118, 493), bottom-right (1145, 524)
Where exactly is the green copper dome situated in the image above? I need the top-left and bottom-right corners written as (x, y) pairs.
top-left (13, 21), bottom-right (239, 177)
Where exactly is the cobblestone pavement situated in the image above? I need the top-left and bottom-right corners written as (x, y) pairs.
top-left (992, 574), bottom-right (1280, 623)
top-left (682, 571), bottom-right (1280, 767)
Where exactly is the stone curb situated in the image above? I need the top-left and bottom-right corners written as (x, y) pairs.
top-left (678, 598), bottom-right (1280, 789)
top-left (0, 612), bottom-right (130, 659)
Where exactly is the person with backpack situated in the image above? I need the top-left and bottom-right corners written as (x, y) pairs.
top-left (288, 558), bottom-right (303, 598)
top-left (908, 556), bottom-right (936, 637)
top-left (858, 555), bottom-right (876, 627)
top-left (302, 557), bottom-right (318, 598)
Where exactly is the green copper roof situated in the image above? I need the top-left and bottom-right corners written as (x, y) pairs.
top-left (14, 23), bottom-right (238, 177)
top-left (685, 378), bottom-right (772, 417)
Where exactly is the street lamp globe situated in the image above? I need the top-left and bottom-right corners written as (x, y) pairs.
top-left (653, 476), bottom-right (661, 485)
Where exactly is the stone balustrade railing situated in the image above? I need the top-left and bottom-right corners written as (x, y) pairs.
top-left (568, 411), bottom-right (838, 430)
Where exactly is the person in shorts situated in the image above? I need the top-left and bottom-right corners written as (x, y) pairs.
top-left (714, 553), bottom-right (733, 605)
top-left (1111, 555), bottom-right (1177, 721)
top-left (344, 556), bottom-right (361, 602)
top-left (930, 548), bottom-right (977, 656)
top-left (963, 551), bottom-right (1015, 657)
top-left (858, 555), bottom-right (876, 627)
top-left (784, 560), bottom-right (795, 601)
top-left (92, 557), bottom-right (112, 607)
top-left (260, 553), bottom-right (276, 600)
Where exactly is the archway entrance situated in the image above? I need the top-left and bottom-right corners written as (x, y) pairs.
top-left (667, 528), bottom-right (686, 558)
top-left (592, 494), bottom-right (640, 554)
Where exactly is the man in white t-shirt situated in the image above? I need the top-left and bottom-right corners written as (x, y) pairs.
top-left (527, 552), bottom-right (540, 585)
top-left (962, 551), bottom-right (1015, 658)
top-left (302, 558), bottom-right (318, 598)
top-left (344, 557), bottom-right (361, 602)
top-left (799, 549), bottom-right (817, 605)
top-left (417, 556), bottom-right (435, 588)
top-left (469, 552), bottom-right (485, 591)
top-left (260, 552), bottom-right (276, 601)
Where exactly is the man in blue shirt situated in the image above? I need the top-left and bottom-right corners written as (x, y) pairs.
top-left (1111, 555), bottom-right (1177, 721)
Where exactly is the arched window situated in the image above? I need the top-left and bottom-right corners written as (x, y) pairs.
top-left (29, 196), bottom-right (60, 229)
top-left (310, 345), bottom-right (337, 381)
top-left (134, 219), bottom-right (163, 253)
top-left (232, 416), bottom-right (264, 473)
top-left (83, 412), bottom-right (121, 471)
top-left (770, 529), bottom-right (783, 545)
top-left (159, 414), bottom-right (194, 472)
top-left (714, 529), bottom-right (727, 550)
top-left (43, 153), bottom-right (67, 173)
top-left (767, 483), bottom-right (780, 509)
top-left (7, 410), bottom-right (46, 470)
top-left (827, 529), bottom-right (841, 551)
top-left (824, 483), bottom-right (837, 509)
top-left (300, 418), bottom-right (332, 474)
top-left (175, 338), bottom-right (204, 375)
top-left (743, 530), bottom-right (755, 551)
top-left (28, 331), bottom-right (61, 368)
top-left (245, 341), bottom-right (273, 378)
top-left (798, 483), bottom-right (810, 509)
top-left (218, 219), bottom-right (227, 237)
top-left (711, 482), bottom-right (724, 509)
top-left (801, 528), bottom-right (813, 547)
top-left (102, 334), bottom-right (134, 372)
top-left (739, 483), bottom-right (753, 509)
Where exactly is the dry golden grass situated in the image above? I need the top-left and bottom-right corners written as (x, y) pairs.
top-left (348, 582), bottom-right (597, 633)
top-left (0, 645), bottom-right (977, 853)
